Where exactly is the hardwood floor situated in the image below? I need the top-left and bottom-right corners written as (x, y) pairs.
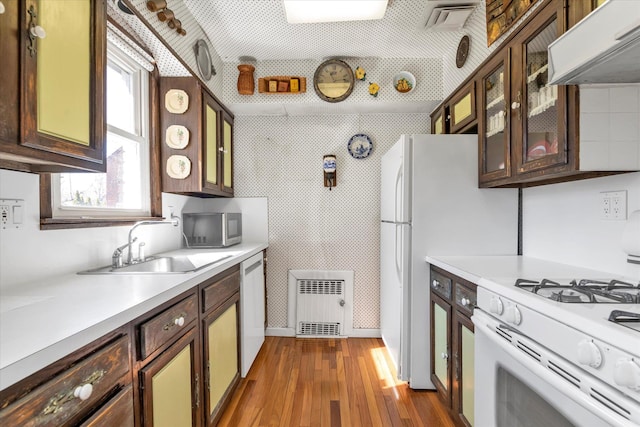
top-left (218, 337), bottom-right (456, 427)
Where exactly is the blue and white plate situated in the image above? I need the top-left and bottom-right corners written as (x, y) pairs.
top-left (348, 134), bottom-right (373, 159)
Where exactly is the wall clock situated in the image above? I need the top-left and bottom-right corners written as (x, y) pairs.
top-left (313, 59), bottom-right (355, 103)
top-left (456, 35), bottom-right (470, 69)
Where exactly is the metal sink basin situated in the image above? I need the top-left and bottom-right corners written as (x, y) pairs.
top-left (78, 254), bottom-right (232, 275)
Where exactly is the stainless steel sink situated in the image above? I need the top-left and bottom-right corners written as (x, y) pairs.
top-left (78, 254), bottom-right (232, 275)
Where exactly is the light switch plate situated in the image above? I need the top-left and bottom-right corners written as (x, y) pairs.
top-left (0, 199), bottom-right (25, 229)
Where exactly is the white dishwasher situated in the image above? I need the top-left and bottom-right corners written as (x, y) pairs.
top-left (240, 252), bottom-right (265, 377)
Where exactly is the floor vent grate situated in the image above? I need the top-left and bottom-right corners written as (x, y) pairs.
top-left (298, 322), bottom-right (341, 336)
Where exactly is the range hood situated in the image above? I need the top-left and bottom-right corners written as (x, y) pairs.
top-left (548, 0), bottom-right (640, 85)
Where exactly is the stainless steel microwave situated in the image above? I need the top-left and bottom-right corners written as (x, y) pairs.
top-left (182, 212), bottom-right (242, 248)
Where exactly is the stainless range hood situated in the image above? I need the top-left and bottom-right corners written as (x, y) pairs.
top-left (548, 0), bottom-right (640, 85)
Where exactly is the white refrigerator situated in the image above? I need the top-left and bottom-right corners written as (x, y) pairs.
top-left (380, 134), bottom-right (518, 389)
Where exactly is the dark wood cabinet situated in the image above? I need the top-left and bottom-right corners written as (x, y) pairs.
top-left (199, 266), bottom-right (241, 427)
top-left (0, 0), bottom-right (107, 173)
top-left (0, 331), bottom-right (132, 427)
top-left (430, 82), bottom-right (477, 135)
top-left (160, 77), bottom-right (234, 198)
top-left (430, 266), bottom-right (476, 427)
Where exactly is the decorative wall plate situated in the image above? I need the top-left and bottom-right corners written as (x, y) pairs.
top-left (166, 155), bottom-right (191, 179)
top-left (194, 39), bottom-right (216, 81)
top-left (348, 134), bottom-right (373, 159)
top-left (165, 89), bottom-right (189, 114)
top-left (393, 71), bottom-right (415, 93)
top-left (165, 125), bottom-right (189, 149)
top-left (456, 35), bottom-right (470, 68)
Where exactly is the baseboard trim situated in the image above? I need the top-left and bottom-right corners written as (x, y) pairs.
top-left (265, 327), bottom-right (295, 337)
top-left (348, 328), bottom-right (381, 338)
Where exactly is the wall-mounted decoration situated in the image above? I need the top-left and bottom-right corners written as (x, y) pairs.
top-left (486, 0), bottom-right (539, 46)
top-left (368, 82), bottom-right (380, 97)
top-left (237, 64), bottom-right (255, 95)
top-left (393, 71), bottom-right (415, 93)
top-left (165, 125), bottom-right (189, 149)
top-left (348, 134), bottom-right (373, 159)
top-left (456, 35), bottom-right (470, 68)
top-left (146, 0), bottom-right (186, 35)
top-left (166, 155), bottom-right (191, 179)
top-left (355, 66), bottom-right (366, 81)
top-left (313, 59), bottom-right (354, 103)
top-left (323, 155), bottom-right (337, 190)
top-left (194, 39), bottom-right (216, 81)
top-left (258, 76), bottom-right (306, 94)
top-left (165, 89), bottom-right (189, 113)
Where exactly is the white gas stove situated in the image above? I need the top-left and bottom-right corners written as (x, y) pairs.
top-left (475, 275), bottom-right (640, 426)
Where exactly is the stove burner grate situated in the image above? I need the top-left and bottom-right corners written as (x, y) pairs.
top-left (515, 278), bottom-right (640, 304)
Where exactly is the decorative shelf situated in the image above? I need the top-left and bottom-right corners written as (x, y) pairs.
top-left (486, 94), bottom-right (505, 111)
top-left (258, 76), bottom-right (307, 94)
top-left (528, 97), bottom-right (557, 118)
top-left (527, 64), bottom-right (549, 84)
top-left (486, 126), bottom-right (505, 138)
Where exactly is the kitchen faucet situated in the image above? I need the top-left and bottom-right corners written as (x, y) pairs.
top-left (111, 214), bottom-right (180, 268)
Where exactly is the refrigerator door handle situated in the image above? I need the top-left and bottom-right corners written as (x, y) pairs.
top-left (395, 167), bottom-right (403, 223)
top-left (395, 224), bottom-right (403, 287)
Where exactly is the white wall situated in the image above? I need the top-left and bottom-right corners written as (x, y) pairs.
top-left (232, 114), bottom-right (430, 329)
top-left (0, 169), bottom-right (201, 289)
top-left (523, 172), bottom-right (640, 279)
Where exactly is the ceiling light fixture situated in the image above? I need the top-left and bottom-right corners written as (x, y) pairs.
top-left (283, 0), bottom-right (388, 24)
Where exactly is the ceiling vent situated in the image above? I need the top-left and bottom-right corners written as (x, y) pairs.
top-left (424, 4), bottom-right (477, 31)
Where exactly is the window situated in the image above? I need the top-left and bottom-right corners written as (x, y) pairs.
top-left (50, 41), bottom-right (151, 218)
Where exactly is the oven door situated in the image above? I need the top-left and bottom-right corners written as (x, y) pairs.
top-left (473, 309), bottom-right (638, 427)
top-left (222, 213), bottom-right (242, 246)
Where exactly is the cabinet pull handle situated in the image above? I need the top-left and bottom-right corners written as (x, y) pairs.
top-left (42, 370), bottom-right (106, 415)
top-left (511, 90), bottom-right (522, 121)
top-left (27, 5), bottom-right (46, 57)
top-left (163, 313), bottom-right (186, 330)
top-left (194, 373), bottom-right (200, 409)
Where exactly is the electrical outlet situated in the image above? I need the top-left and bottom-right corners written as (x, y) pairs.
top-left (0, 199), bottom-right (24, 229)
top-left (600, 191), bottom-right (627, 220)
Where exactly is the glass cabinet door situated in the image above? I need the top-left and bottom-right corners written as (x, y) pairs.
top-left (517, 15), bottom-right (567, 173)
top-left (479, 52), bottom-right (511, 183)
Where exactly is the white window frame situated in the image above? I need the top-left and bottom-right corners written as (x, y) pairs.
top-left (51, 41), bottom-right (151, 218)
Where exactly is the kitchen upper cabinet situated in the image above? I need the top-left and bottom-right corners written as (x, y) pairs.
top-left (430, 83), bottom-right (477, 135)
top-left (161, 77), bottom-right (234, 198)
top-left (0, 0), bottom-right (106, 173)
top-left (430, 266), bottom-right (477, 427)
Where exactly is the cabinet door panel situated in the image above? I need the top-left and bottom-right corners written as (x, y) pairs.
top-left (430, 293), bottom-right (451, 406)
top-left (221, 111), bottom-right (233, 195)
top-left (37, 0), bottom-right (90, 146)
top-left (205, 103), bottom-right (218, 187)
top-left (454, 313), bottom-right (475, 427)
top-left (207, 304), bottom-right (238, 410)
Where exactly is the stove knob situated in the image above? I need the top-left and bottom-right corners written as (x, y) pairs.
top-left (614, 359), bottom-right (640, 390)
top-left (505, 305), bottom-right (522, 325)
top-left (489, 297), bottom-right (504, 315)
top-left (577, 340), bottom-right (602, 368)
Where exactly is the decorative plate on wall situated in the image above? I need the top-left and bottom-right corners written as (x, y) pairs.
top-left (456, 35), bottom-right (470, 68)
top-left (166, 155), bottom-right (191, 179)
top-left (165, 89), bottom-right (189, 114)
top-left (166, 125), bottom-right (190, 149)
top-left (348, 134), bottom-right (373, 159)
top-left (194, 39), bottom-right (216, 81)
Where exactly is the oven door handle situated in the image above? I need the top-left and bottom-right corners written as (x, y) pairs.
top-left (472, 309), bottom-right (640, 427)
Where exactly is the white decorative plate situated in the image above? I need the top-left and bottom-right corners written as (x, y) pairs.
top-left (166, 125), bottom-right (189, 149)
top-left (393, 71), bottom-right (416, 93)
top-left (348, 134), bottom-right (373, 159)
top-left (166, 155), bottom-right (191, 179)
top-left (165, 89), bottom-right (189, 114)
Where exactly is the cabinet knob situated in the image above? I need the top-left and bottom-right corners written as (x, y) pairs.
top-left (432, 279), bottom-right (440, 288)
top-left (0, 2), bottom-right (5, 14)
top-left (218, 147), bottom-right (228, 154)
top-left (511, 101), bottom-right (520, 110)
top-left (441, 352), bottom-right (448, 360)
top-left (174, 316), bottom-right (185, 327)
top-left (461, 297), bottom-right (468, 306)
top-left (73, 383), bottom-right (93, 401)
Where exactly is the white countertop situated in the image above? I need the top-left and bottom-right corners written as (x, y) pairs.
top-left (0, 242), bottom-right (268, 391)
top-left (425, 255), bottom-right (640, 356)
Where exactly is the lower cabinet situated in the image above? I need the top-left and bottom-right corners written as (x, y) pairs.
top-left (200, 266), bottom-right (241, 426)
top-left (0, 263), bottom-right (246, 427)
top-left (0, 331), bottom-right (132, 427)
top-left (430, 266), bottom-right (476, 427)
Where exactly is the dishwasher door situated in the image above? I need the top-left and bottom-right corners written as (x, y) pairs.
top-left (240, 252), bottom-right (265, 377)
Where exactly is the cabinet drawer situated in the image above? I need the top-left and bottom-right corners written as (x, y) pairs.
top-left (455, 282), bottom-right (477, 316)
top-left (139, 294), bottom-right (198, 359)
top-left (80, 385), bottom-right (134, 427)
top-left (202, 268), bottom-right (240, 313)
top-left (0, 335), bottom-right (130, 427)
top-left (431, 270), bottom-right (452, 300)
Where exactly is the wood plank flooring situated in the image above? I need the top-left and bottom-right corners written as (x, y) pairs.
top-left (218, 337), bottom-right (456, 427)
